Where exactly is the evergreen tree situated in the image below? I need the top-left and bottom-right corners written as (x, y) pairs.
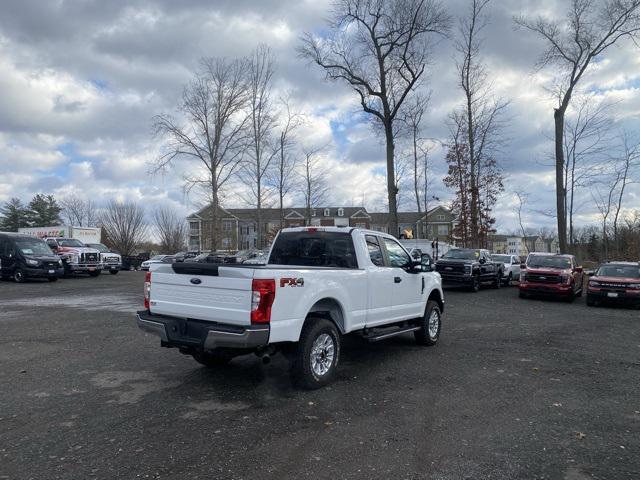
top-left (26, 194), bottom-right (62, 227)
top-left (0, 198), bottom-right (29, 232)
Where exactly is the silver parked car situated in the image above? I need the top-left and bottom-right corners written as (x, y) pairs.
top-left (492, 254), bottom-right (522, 285)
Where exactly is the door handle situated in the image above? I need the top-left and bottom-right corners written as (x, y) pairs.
top-left (421, 277), bottom-right (425, 294)
top-left (394, 276), bottom-right (402, 283)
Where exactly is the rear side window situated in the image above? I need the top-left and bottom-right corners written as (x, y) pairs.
top-left (269, 231), bottom-right (358, 268)
top-left (365, 235), bottom-right (384, 266)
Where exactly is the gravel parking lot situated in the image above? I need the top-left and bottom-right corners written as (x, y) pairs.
top-left (1, 272), bottom-right (639, 480)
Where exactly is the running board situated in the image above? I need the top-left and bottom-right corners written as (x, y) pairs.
top-left (363, 325), bottom-right (420, 342)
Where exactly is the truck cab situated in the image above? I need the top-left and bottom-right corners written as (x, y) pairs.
top-left (0, 233), bottom-right (64, 283)
top-left (519, 253), bottom-right (584, 301)
top-left (45, 238), bottom-right (103, 277)
top-left (85, 243), bottom-right (122, 275)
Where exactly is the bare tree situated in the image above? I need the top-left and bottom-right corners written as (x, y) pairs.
top-left (270, 94), bottom-right (303, 228)
top-left (401, 94), bottom-right (432, 214)
top-left (153, 207), bottom-right (187, 254)
top-left (299, 0), bottom-right (450, 237)
top-left (613, 131), bottom-right (640, 249)
top-left (454, 0), bottom-right (509, 247)
top-left (300, 146), bottom-right (330, 225)
top-left (515, 0), bottom-right (640, 253)
top-left (101, 200), bottom-right (148, 257)
top-left (514, 192), bottom-right (529, 254)
top-left (153, 57), bottom-right (249, 251)
top-left (563, 96), bottom-right (615, 245)
top-left (60, 194), bottom-right (98, 227)
top-left (239, 45), bottom-right (278, 249)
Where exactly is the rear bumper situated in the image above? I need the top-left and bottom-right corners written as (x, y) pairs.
top-left (136, 310), bottom-right (270, 351)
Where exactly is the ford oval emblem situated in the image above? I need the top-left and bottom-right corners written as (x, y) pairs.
top-left (190, 278), bottom-right (202, 285)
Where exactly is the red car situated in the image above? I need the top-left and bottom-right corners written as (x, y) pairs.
top-left (586, 261), bottom-right (640, 308)
top-left (519, 253), bottom-right (584, 301)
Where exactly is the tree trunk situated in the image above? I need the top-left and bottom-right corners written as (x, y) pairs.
top-left (554, 107), bottom-right (568, 253)
top-left (210, 169), bottom-right (219, 252)
top-left (413, 127), bottom-right (421, 214)
top-left (467, 93), bottom-right (478, 248)
top-left (385, 121), bottom-right (398, 236)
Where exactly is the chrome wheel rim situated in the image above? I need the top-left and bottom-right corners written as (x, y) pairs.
top-left (428, 310), bottom-right (440, 338)
top-left (15, 271), bottom-right (23, 282)
top-left (311, 333), bottom-right (335, 377)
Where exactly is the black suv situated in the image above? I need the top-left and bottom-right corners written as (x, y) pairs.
top-left (435, 248), bottom-right (503, 292)
top-left (0, 233), bottom-right (64, 283)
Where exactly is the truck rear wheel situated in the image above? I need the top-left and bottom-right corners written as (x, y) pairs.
top-left (492, 272), bottom-right (502, 289)
top-left (414, 300), bottom-right (441, 346)
top-left (291, 318), bottom-right (340, 390)
top-left (109, 270), bottom-right (119, 275)
top-left (47, 277), bottom-right (58, 282)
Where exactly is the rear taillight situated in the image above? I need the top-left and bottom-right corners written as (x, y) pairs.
top-left (144, 272), bottom-right (151, 309)
top-left (251, 279), bottom-right (276, 324)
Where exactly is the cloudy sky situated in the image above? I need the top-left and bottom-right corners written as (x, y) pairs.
top-left (0, 0), bottom-right (638, 233)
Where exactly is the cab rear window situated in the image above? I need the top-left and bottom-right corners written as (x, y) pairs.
top-left (269, 232), bottom-right (358, 268)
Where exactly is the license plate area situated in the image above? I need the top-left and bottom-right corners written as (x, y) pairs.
top-left (607, 292), bottom-right (619, 298)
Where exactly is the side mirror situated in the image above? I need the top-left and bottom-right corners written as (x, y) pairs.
top-left (421, 254), bottom-right (432, 272)
top-left (520, 263), bottom-right (526, 269)
top-left (587, 270), bottom-right (595, 276)
top-left (576, 266), bottom-right (583, 273)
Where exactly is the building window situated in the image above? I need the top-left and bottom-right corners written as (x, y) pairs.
top-left (355, 223), bottom-right (366, 228)
top-left (437, 214), bottom-right (445, 221)
top-left (437, 225), bottom-right (448, 235)
top-left (189, 222), bottom-right (199, 230)
top-left (337, 208), bottom-right (344, 217)
top-left (311, 209), bottom-right (316, 217)
top-left (222, 221), bottom-right (233, 232)
top-left (324, 208), bottom-right (330, 217)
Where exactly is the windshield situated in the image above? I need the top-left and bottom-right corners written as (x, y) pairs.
top-left (596, 265), bottom-right (640, 278)
top-left (87, 243), bottom-right (109, 253)
top-left (58, 239), bottom-right (85, 248)
top-left (193, 253), bottom-right (209, 261)
top-left (149, 255), bottom-right (167, 261)
top-left (527, 255), bottom-right (571, 269)
top-left (493, 255), bottom-right (511, 263)
top-left (442, 249), bottom-right (478, 260)
top-left (16, 238), bottom-right (54, 256)
top-left (269, 231), bottom-right (357, 268)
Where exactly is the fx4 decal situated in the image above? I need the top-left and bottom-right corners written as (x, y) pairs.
top-left (280, 277), bottom-right (304, 288)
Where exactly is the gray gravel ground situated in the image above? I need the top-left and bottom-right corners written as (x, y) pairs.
top-left (1, 272), bottom-right (639, 480)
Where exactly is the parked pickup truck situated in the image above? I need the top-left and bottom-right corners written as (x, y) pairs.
top-left (137, 227), bottom-right (444, 389)
top-left (434, 248), bottom-right (504, 292)
top-left (85, 243), bottom-right (122, 275)
top-left (45, 237), bottom-right (103, 276)
top-left (519, 253), bottom-right (584, 301)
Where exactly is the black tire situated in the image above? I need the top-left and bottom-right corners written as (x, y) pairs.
top-left (492, 272), bottom-right (502, 289)
top-left (565, 289), bottom-right (575, 303)
top-left (192, 350), bottom-right (234, 367)
top-left (88, 270), bottom-right (101, 277)
top-left (13, 269), bottom-right (26, 283)
top-left (109, 270), bottom-right (119, 275)
top-left (503, 272), bottom-right (513, 286)
top-left (519, 290), bottom-right (528, 299)
top-left (470, 274), bottom-right (480, 292)
top-left (586, 295), bottom-right (596, 307)
top-left (291, 318), bottom-right (340, 390)
top-left (414, 300), bottom-right (441, 346)
top-left (48, 277), bottom-right (58, 282)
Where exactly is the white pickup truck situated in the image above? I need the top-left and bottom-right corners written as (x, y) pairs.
top-left (137, 227), bottom-right (444, 389)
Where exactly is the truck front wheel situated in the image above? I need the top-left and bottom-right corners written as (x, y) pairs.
top-left (291, 318), bottom-right (341, 390)
top-left (414, 300), bottom-right (441, 346)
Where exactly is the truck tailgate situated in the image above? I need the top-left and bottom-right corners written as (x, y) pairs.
top-left (149, 269), bottom-right (253, 326)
